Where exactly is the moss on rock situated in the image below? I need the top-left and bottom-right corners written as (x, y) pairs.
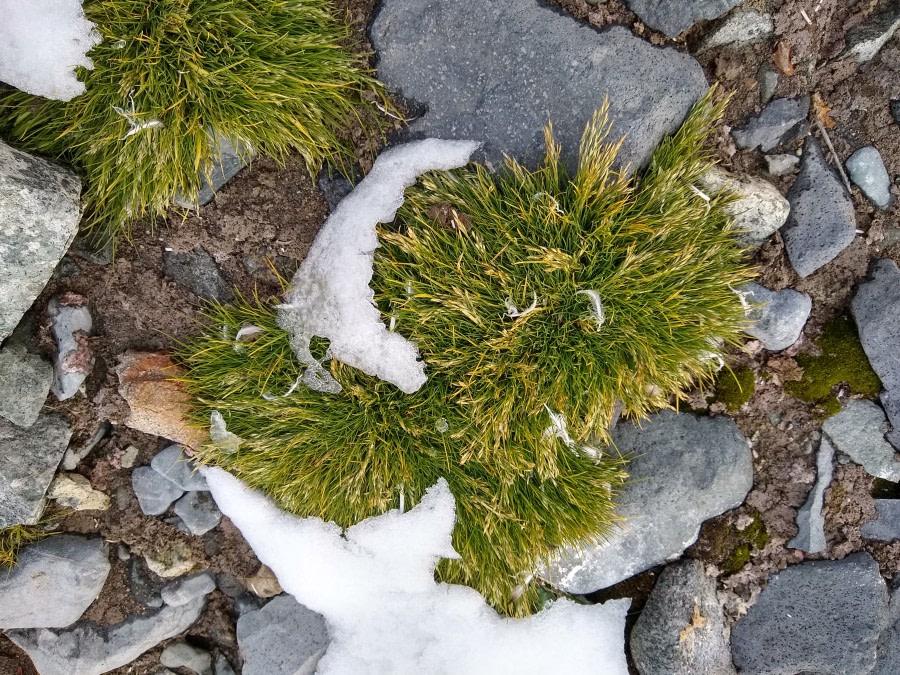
top-left (714, 367), bottom-right (755, 411)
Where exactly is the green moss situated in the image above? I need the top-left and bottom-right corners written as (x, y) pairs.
top-left (714, 367), bottom-right (755, 411)
top-left (722, 544), bottom-right (751, 575)
top-left (703, 509), bottom-right (768, 575)
top-left (786, 316), bottom-right (881, 412)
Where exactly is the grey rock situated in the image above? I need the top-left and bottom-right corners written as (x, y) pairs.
top-left (0, 344), bottom-right (52, 427)
top-left (7, 597), bottom-right (206, 675)
top-left (847, 146), bottom-right (892, 209)
top-left (892, 99), bottom-right (900, 125)
top-left (62, 421), bottom-right (111, 471)
top-left (788, 438), bottom-right (835, 553)
top-left (0, 535), bottom-right (109, 629)
top-left (163, 247), bottom-right (232, 303)
top-left (151, 444), bottom-right (210, 491)
top-left (764, 153), bottom-right (799, 177)
top-left (732, 96), bottom-right (810, 152)
top-left (161, 572), bottom-right (216, 607)
top-left (781, 137), bottom-right (856, 277)
top-left (700, 10), bottom-right (774, 51)
top-left (237, 595), bottom-right (329, 675)
top-left (757, 63), bottom-right (779, 106)
top-left (214, 655), bottom-right (237, 675)
top-left (160, 642), bottom-right (212, 675)
top-left (853, 259), bottom-right (900, 406)
top-left (0, 412), bottom-right (72, 527)
top-left (623, 0), bottom-right (742, 38)
top-left (875, 577), bottom-right (900, 674)
top-left (844, 5), bottom-right (900, 64)
top-left (699, 168), bottom-right (789, 247)
top-left (882, 390), bottom-right (900, 450)
top-left (862, 499), bottom-right (900, 542)
top-left (741, 282), bottom-right (812, 351)
top-left (132, 466), bottom-right (185, 516)
top-left (317, 171), bottom-right (354, 212)
top-left (544, 411), bottom-right (753, 593)
top-left (371, 0), bottom-right (707, 171)
top-left (175, 135), bottom-right (252, 208)
top-left (174, 492), bottom-right (222, 536)
top-left (128, 557), bottom-right (165, 609)
top-left (631, 559), bottom-right (735, 675)
top-left (731, 553), bottom-right (889, 674)
top-left (0, 140), bottom-right (81, 343)
top-left (47, 295), bottom-right (93, 401)
top-left (822, 400), bottom-right (900, 482)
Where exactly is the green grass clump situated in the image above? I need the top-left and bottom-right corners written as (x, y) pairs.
top-left (786, 316), bottom-right (881, 412)
top-left (715, 367), bottom-right (756, 411)
top-left (0, 0), bottom-right (389, 243)
top-left (0, 522), bottom-right (56, 569)
top-left (177, 295), bottom-right (627, 616)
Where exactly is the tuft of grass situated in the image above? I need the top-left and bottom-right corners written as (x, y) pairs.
top-left (0, 518), bottom-right (60, 569)
top-left (0, 0), bottom-right (391, 244)
top-left (373, 90), bottom-right (753, 462)
top-left (715, 366), bottom-right (756, 411)
top-left (786, 315), bottom-right (881, 411)
top-left (176, 295), bottom-right (627, 616)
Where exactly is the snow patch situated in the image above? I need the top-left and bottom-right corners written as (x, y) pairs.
top-left (0, 0), bottom-right (100, 101)
top-left (278, 139), bottom-right (480, 394)
top-left (204, 467), bottom-right (630, 674)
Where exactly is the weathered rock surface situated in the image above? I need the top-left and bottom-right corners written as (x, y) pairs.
top-left (0, 535), bottom-right (110, 629)
top-left (0, 412), bottom-right (72, 527)
top-left (144, 541), bottom-right (196, 579)
top-left (781, 137), bottom-right (856, 277)
top-left (756, 64), bottom-right (779, 106)
top-left (174, 491), bottom-right (222, 536)
top-left (236, 595), bottom-right (329, 675)
top-left (7, 597), bottom-right (206, 675)
top-left (853, 260), bottom-right (900, 399)
top-left (622, 0), bottom-right (742, 38)
top-left (163, 247), bottom-right (233, 303)
top-left (47, 293), bottom-right (94, 400)
top-left (544, 411), bottom-right (753, 593)
top-left (161, 572), bottom-right (217, 608)
top-left (862, 500), bottom-right (900, 542)
top-left (132, 466), bottom-right (185, 516)
top-left (160, 642), bottom-right (213, 675)
top-left (731, 553), bottom-right (889, 674)
top-left (847, 146), bottom-right (892, 209)
top-left (844, 4), bottom-right (900, 63)
top-left (699, 10), bottom-right (773, 51)
top-left (732, 97), bottom-right (809, 152)
top-left (0, 140), bottom-right (81, 343)
top-left (151, 444), bottom-right (209, 491)
top-left (630, 559), bottom-right (736, 675)
top-left (882, 390), bottom-right (900, 450)
top-left (875, 580), bottom-right (900, 674)
top-left (0, 344), bottom-right (52, 427)
top-left (48, 472), bottom-right (110, 511)
top-left (788, 438), bottom-right (834, 553)
top-left (699, 168), bottom-right (789, 248)
top-left (371, 0), bottom-right (707, 171)
top-left (764, 153), bottom-right (799, 177)
top-left (741, 282), bottom-right (812, 351)
top-left (823, 400), bottom-right (899, 481)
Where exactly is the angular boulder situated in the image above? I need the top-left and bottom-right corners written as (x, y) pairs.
top-left (0, 343), bottom-right (52, 427)
top-left (823, 400), bottom-right (900, 482)
top-left (237, 595), bottom-right (329, 675)
top-left (741, 282), bottom-right (812, 351)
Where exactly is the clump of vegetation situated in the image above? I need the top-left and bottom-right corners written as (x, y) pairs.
top-left (179, 91), bottom-right (753, 616)
top-left (786, 316), bottom-right (881, 413)
top-left (701, 510), bottom-right (768, 576)
top-left (0, 0), bottom-right (390, 244)
top-left (0, 521), bottom-right (57, 569)
top-left (714, 367), bottom-right (756, 411)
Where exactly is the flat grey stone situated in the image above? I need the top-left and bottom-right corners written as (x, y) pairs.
top-left (0, 344), bottom-right (52, 427)
top-left (853, 259), bottom-right (900, 395)
top-left (741, 282), bottom-right (811, 351)
top-left (0, 535), bottom-right (109, 629)
top-left (631, 559), bottom-right (736, 675)
top-left (623, 0), bottom-right (742, 38)
top-left (174, 491), bottom-right (222, 536)
top-left (237, 595), bottom-right (329, 675)
top-left (882, 390), bottom-right (900, 450)
top-left (7, 597), bottom-right (206, 675)
top-left (371, 0), bottom-right (707, 171)
top-left (151, 444), bottom-right (210, 491)
top-left (731, 553), bottom-right (889, 674)
top-left (844, 5), bottom-right (900, 64)
top-left (862, 499), bottom-right (900, 542)
top-left (161, 572), bottom-right (216, 607)
top-left (757, 63), bottom-right (779, 106)
top-left (132, 466), bottom-right (185, 516)
top-left (781, 137), bottom-right (856, 277)
top-left (847, 146), bottom-right (892, 209)
top-left (128, 556), bottom-right (165, 609)
top-left (764, 153), bottom-right (799, 177)
top-left (699, 10), bottom-right (773, 51)
top-left (0, 140), bottom-right (81, 343)
top-left (160, 642), bottom-right (212, 675)
top-left (163, 247), bottom-right (232, 303)
top-left (700, 168), bottom-right (789, 248)
top-left (875, 579), bottom-right (900, 674)
top-left (788, 438), bottom-right (835, 553)
top-left (543, 411), bottom-right (753, 593)
top-left (175, 135), bottom-right (252, 208)
top-left (0, 412), bottom-right (72, 527)
top-left (733, 96), bottom-right (809, 152)
top-left (47, 295), bottom-right (94, 401)
top-left (823, 400), bottom-right (900, 482)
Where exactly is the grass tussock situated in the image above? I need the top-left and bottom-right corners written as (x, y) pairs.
top-left (0, 520), bottom-right (59, 569)
top-left (178, 91), bottom-right (752, 616)
top-left (0, 0), bottom-right (390, 244)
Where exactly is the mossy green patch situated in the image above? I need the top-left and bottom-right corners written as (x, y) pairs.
top-left (786, 316), bottom-right (881, 413)
top-left (703, 509), bottom-right (768, 575)
top-left (714, 367), bottom-right (755, 411)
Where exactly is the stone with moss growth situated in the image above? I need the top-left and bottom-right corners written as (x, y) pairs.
top-left (702, 509), bottom-right (768, 576)
top-left (715, 367), bottom-right (755, 411)
top-left (786, 316), bottom-right (881, 410)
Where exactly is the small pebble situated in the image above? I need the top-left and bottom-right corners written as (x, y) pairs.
top-left (132, 466), bottom-right (185, 516)
top-left (174, 492), bottom-right (222, 536)
top-left (160, 642), bottom-right (213, 675)
top-left (846, 146), bottom-right (892, 209)
top-left (764, 153), bottom-right (800, 177)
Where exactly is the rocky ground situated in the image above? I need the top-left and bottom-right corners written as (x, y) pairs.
top-left (0, 0), bottom-right (899, 673)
